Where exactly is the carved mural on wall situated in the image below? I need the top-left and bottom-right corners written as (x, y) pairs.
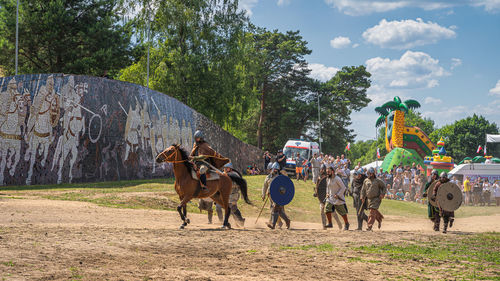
top-left (0, 74), bottom-right (262, 186)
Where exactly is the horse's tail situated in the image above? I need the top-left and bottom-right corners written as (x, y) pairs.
top-left (228, 173), bottom-right (252, 205)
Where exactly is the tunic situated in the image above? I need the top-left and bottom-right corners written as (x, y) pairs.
top-left (326, 175), bottom-right (346, 205)
top-left (190, 141), bottom-right (229, 169)
top-left (361, 177), bottom-right (386, 209)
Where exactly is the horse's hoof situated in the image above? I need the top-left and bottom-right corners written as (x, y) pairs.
top-left (221, 223), bottom-right (231, 230)
top-left (186, 218), bottom-right (190, 224)
top-left (179, 225), bottom-right (185, 229)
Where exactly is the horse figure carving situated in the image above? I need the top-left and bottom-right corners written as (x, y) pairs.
top-left (156, 144), bottom-right (250, 229)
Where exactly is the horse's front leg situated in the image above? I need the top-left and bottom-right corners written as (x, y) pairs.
top-left (177, 196), bottom-right (191, 229)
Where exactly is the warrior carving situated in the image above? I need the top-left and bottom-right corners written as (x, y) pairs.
top-left (123, 101), bottom-right (141, 162)
top-left (0, 78), bottom-right (30, 185)
top-left (52, 76), bottom-right (87, 184)
top-left (25, 75), bottom-right (60, 185)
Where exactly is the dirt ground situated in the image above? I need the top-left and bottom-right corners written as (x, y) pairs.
top-left (1, 197), bottom-right (499, 280)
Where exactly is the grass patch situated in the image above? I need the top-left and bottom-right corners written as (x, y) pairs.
top-left (347, 257), bottom-right (383, 263)
top-left (0, 178), bottom-right (174, 192)
top-left (2, 175), bottom-right (499, 222)
top-left (2, 261), bottom-right (14, 267)
top-left (69, 266), bottom-right (83, 280)
top-left (279, 243), bottom-right (334, 252)
top-left (354, 232), bottom-right (500, 280)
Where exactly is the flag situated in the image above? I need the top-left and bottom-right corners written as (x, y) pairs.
top-left (484, 145), bottom-right (487, 156)
top-left (377, 148), bottom-right (381, 158)
top-left (345, 142), bottom-right (350, 151)
top-left (476, 145), bottom-right (483, 154)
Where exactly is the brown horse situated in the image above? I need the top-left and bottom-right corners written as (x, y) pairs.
top-left (156, 144), bottom-right (250, 229)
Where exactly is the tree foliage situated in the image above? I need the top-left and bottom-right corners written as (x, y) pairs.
top-left (0, 0), bottom-right (134, 77)
top-left (405, 109), bottom-right (435, 136)
top-left (430, 114), bottom-right (498, 160)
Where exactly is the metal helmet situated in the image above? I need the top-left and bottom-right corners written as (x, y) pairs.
top-left (431, 170), bottom-right (439, 177)
top-left (440, 171), bottom-right (448, 178)
top-left (368, 167), bottom-right (375, 174)
top-left (194, 130), bottom-right (204, 140)
top-left (223, 162), bottom-right (233, 169)
top-left (267, 162), bottom-right (274, 170)
top-left (271, 162), bottom-right (280, 170)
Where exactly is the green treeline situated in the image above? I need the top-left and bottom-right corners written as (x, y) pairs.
top-left (1, 0), bottom-right (497, 160)
top-left (0, 0), bottom-right (371, 155)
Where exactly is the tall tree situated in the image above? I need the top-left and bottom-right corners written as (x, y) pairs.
top-left (315, 66), bottom-right (371, 155)
top-left (118, 0), bottom-right (256, 129)
top-left (251, 28), bottom-right (312, 149)
top-left (0, 0), bottom-right (134, 77)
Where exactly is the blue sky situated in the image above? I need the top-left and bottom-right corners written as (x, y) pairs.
top-left (239, 0), bottom-right (500, 141)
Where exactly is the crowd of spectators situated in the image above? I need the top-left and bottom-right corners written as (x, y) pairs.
top-left (353, 163), bottom-right (428, 203)
top-left (462, 176), bottom-right (500, 206)
top-left (261, 150), bottom-right (500, 207)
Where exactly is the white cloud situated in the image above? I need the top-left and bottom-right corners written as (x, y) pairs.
top-left (324, 0), bottom-right (500, 16)
top-left (473, 0), bottom-right (500, 13)
top-left (330, 36), bottom-right (352, 48)
top-left (277, 0), bottom-right (291, 6)
top-left (352, 43), bottom-right (360, 48)
top-left (362, 18), bottom-right (456, 49)
top-left (451, 58), bottom-right (462, 70)
top-left (424, 97), bottom-right (443, 104)
top-left (423, 101), bottom-right (500, 127)
top-left (366, 51), bottom-right (449, 89)
top-left (239, 0), bottom-right (258, 16)
top-left (489, 80), bottom-right (500, 95)
top-left (308, 63), bottom-right (339, 82)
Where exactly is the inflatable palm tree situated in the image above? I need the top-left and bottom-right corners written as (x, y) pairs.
top-left (375, 96), bottom-right (421, 150)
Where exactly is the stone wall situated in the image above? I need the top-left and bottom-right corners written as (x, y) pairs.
top-left (0, 74), bottom-right (263, 186)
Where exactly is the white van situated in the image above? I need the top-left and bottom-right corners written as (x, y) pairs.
top-left (282, 139), bottom-right (320, 176)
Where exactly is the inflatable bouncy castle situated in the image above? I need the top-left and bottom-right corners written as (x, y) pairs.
top-left (424, 137), bottom-right (454, 174)
top-left (375, 96), bottom-right (453, 174)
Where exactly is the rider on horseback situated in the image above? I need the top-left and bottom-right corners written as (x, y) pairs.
top-left (190, 130), bottom-right (229, 191)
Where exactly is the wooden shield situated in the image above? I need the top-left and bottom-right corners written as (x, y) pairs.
top-left (317, 177), bottom-right (327, 203)
top-left (428, 181), bottom-right (439, 207)
top-left (436, 182), bottom-right (463, 212)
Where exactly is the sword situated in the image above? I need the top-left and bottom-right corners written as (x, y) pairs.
top-left (199, 159), bottom-right (224, 175)
top-left (255, 195), bottom-right (269, 224)
top-left (358, 198), bottom-right (366, 216)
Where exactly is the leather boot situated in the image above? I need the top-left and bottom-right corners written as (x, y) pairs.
top-left (433, 216), bottom-right (440, 232)
top-left (267, 213), bottom-right (278, 229)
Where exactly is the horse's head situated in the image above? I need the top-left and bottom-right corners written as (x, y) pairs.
top-left (155, 144), bottom-right (181, 163)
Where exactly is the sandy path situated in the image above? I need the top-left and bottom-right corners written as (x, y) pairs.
top-left (0, 197), bottom-right (499, 280)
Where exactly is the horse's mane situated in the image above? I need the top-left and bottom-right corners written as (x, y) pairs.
top-left (174, 144), bottom-right (193, 173)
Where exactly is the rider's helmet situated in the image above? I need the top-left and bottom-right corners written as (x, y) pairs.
top-left (368, 167), bottom-right (376, 175)
top-left (440, 171), bottom-right (448, 179)
top-left (194, 130), bottom-right (204, 140)
top-left (223, 162), bottom-right (233, 169)
top-left (431, 170), bottom-right (439, 177)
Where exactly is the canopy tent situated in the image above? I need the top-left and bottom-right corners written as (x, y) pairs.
top-left (361, 160), bottom-right (384, 171)
top-left (486, 134), bottom-right (500, 143)
top-left (449, 163), bottom-right (500, 176)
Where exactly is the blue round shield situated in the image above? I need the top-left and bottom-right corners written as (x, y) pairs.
top-left (269, 175), bottom-right (295, 206)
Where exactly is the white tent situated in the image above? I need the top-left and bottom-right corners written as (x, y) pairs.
top-left (449, 163), bottom-right (500, 176)
top-left (362, 160), bottom-right (384, 171)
